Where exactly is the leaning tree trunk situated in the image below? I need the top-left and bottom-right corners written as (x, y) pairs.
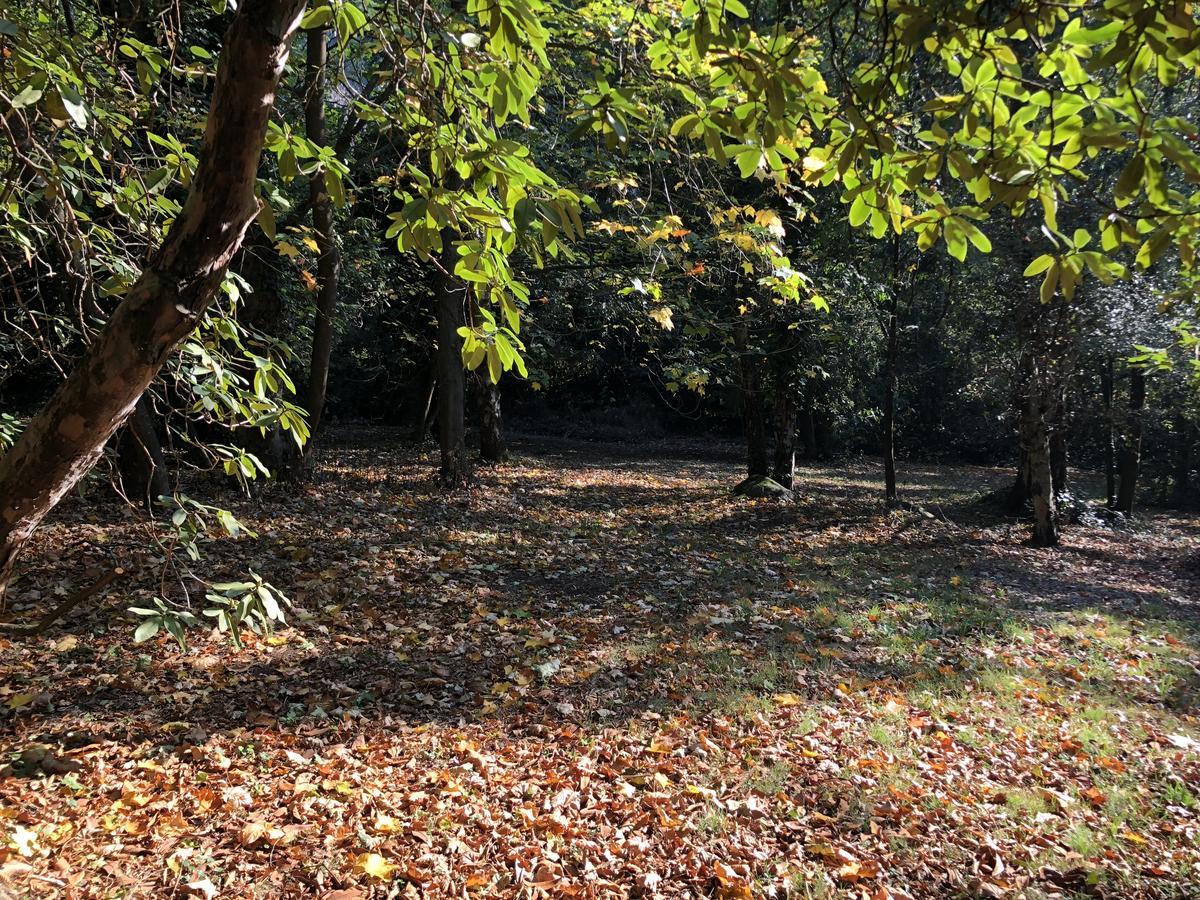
top-left (116, 395), bottom-right (169, 511)
top-left (1115, 366), bottom-right (1146, 516)
top-left (1101, 356), bottom-right (1117, 508)
top-left (0, 0), bottom-right (307, 595)
top-left (303, 25), bottom-right (340, 440)
top-left (771, 380), bottom-right (796, 489)
top-left (433, 235), bottom-right (470, 487)
top-left (733, 320), bottom-right (769, 480)
top-left (478, 376), bottom-right (507, 464)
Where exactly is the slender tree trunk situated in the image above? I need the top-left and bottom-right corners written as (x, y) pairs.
top-left (1016, 347), bottom-right (1059, 547)
top-left (303, 26), bottom-right (340, 439)
top-left (1172, 415), bottom-right (1193, 509)
top-left (1102, 356), bottom-right (1117, 508)
top-left (882, 304), bottom-right (900, 506)
top-left (734, 320), bottom-right (768, 479)
top-left (1115, 367), bottom-right (1146, 516)
top-left (799, 405), bottom-right (817, 461)
top-left (1006, 448), bottom-right (1031, 514)
top-left (0, 0), bottom-right (307, 595)
top-left (116, 396), bottom-right (169, 510)
top-left (409, 361), bottom-right (437, 443)
top-left (814, 411), bottom-right (834, 460)
top-left (1050, 388), bottom-right (1069, 500)
top-left (478, 377), bottom-right (507, 464)
top-left (434, 237), bottom-right (470, 487)
top-left (771, 381), bottom-right (796, 489)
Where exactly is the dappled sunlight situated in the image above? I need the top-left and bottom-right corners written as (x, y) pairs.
top-left (3, 433), bottom-right (1199, 896)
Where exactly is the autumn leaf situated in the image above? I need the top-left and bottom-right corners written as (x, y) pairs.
top-left (649, 306), bottom-right (674, 330)
top-left (352, 852), bottom-right (398, 880)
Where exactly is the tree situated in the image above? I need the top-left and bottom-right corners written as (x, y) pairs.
top-left (0, 0), bottom-right (308, 593)
top-left (478, 376), bottom-right (507, 464)
top-left (1115, 365), bottom-right (1147, 516)
top-left (302, 24), bottom-right (341, 439)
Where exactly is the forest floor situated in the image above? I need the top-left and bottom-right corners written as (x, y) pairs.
top-left (3, 429), bottom-right (1200, 899)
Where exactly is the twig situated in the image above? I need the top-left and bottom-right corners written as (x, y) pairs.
top-left (0, 568), bottom-right (124, 636)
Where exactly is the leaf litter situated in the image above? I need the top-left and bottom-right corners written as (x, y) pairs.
top-left (1, 431), bottom-right (1199, 898)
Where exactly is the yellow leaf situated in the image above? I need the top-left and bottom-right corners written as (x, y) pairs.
top-left (302, 236), bottom-right (320, 253)
top-left (9, 824), bottom-right (38, 856)
top-left (753, 209), bottom-right (786, 238)
top-left (649, 306), bottom-right (674, 331)
top-left (373, 813), bottom-right (403, 834)
top-left (353, 852), bottom-right (398, 880)
top-left (7, 693), bottom-right (34, 709)
top-left (773, 693), bottom-right (804, 708)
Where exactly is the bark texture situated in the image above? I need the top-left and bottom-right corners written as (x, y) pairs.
top-left (478, 378), bottom-right (507, 464)
top-left (771, 381), bottom-right (796, 490)
top-left (434, 239), bottom-right (470, 487)
top-left (734, 320), bottom-right (768, 480)
top-left (0, 0), bottom-right (307, 593)
top-left (1015, 336), bottom-right (1059, 547)
top-left (116, 396), bottom-right (169, 510)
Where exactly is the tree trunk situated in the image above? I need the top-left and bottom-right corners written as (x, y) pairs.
top-left (409, 361), bottom-right (437, 443)
top-left (814, 412), bottom-right (834, 460)
top-left (1101, 356), bottom-right (1116, 508)
top-left (303, 26), bottom-right (340, 439)
top-left (881, 305), bottom-right (900, 506)
top-left (799, 405), bottom-right (817, 461)
top-left (734, 320), bottom-right (768, 479)
top-left (1006, 448), bottom-right (1031, 514)
top-left (1171, 415), bottom-right (1192, 509)
top-left (0, 0), bottom-right (307, 595)
top-left (1049, 388), bottom-right (1069, 500)
top-left (478, 377), bottom-right (507, 464)
top-left (1017, 349), bottom-right (1058, 547)
top-left (434, 238), bottom-right (470, 487)
top-left (1115, 367), bottom-right (1146, 516)
top-left (116, 396), bottom-right (169, 510)
top-left (771, 381), bottom-right (796, 489)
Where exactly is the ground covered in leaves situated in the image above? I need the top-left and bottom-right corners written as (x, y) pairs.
top-left (3, 430), bottom-right (1200, 898)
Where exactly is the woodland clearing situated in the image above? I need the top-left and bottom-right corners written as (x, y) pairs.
top-left (2, 432), bottom-right (1199, 898)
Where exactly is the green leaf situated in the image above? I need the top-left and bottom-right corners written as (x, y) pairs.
top-left (1024, 254), bottom-right (1054, 277)
top-left (10, 84), bottom-right (43, 109)
top-left (300, 5), bottom-right (333, 28)
top-left (134, 619), bottom-right (161, 643)
top-left (848, 194), bottom-right (869, 228)
top-left (1064, 21), bottom-right (1122, 46)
